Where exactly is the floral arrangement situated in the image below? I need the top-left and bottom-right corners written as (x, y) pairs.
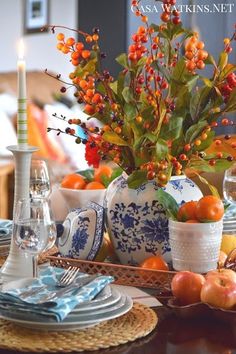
top-left (45, 0), bottom-right (236, 188)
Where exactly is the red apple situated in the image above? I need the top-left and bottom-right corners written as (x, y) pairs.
top-left (206, 268), bottom-right (236, 283)
top-left (201, 275), bottom-right (236, 310)
top-left (171, 271), bottom-right (206, 305)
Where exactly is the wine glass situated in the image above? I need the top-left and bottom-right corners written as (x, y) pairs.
top-left (30, 160), bottom-right (51, 199)
top-left (223, 164), bottom-right (236, 204)
top-left (13, 198), bottom-right (57, 278)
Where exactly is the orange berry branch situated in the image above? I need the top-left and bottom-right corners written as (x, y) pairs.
top-left (45, 0), bottom-right (236, 188)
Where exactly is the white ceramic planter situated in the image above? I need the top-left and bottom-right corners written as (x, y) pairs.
top-left (106, 174), bottom-right (203, 265)
top-left (169, 219), bottom-right (223, 273)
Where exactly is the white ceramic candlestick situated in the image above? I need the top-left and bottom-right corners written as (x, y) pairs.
top-left (0, 145), bottom-right (38, 282)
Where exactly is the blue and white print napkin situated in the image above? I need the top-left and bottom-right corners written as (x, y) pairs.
top-left (0, 267), bottom-right (114, 322)
top-left (0, 219), bottom-right (12, 238)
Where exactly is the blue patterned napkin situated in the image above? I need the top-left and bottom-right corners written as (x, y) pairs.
top-left (0, 219), bottom-right (12, 238)
top-left (0, 267), bottom-right (114, 322)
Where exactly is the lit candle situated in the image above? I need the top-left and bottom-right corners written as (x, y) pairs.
top-left (17, 39), bottom-right (28, 148)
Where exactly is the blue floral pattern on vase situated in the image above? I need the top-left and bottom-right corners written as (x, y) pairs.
top-left (58, 202), bottom-right (105, 260)
top-left (106, 174), bottom-right (203, 265)
top-left (68, 216), bottom-right (90, 258)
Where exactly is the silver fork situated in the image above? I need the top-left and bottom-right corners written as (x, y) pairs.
top-left (19, 266), bottom-right (80, 299)
top-left (57, 266), bottom-right (80, 287)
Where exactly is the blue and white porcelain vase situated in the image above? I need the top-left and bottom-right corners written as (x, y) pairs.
top-left (105, 173), bottom-right (203, 265)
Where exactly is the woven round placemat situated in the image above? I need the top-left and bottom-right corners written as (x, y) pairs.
top-left (0, 303), bottom-right (157, 353)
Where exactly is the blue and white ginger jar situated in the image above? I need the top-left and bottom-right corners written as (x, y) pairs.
top-left (105, 173), bottom-right (203, 265)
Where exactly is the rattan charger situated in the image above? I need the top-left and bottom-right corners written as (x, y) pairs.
top-left (0, 303), bottom-right (157, 353)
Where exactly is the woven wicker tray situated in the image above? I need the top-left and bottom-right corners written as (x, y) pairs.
top-left (48, 254), bottom-right (176, 293)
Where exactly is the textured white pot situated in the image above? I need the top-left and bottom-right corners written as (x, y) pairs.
top-left (169, 219), bottom-right (223, 273)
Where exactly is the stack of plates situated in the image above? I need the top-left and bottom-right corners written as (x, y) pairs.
top-left (223, 204), bottom-right (236, 234)
top-left (0, 220), bottom-right (12, 257)
top-left (0, 282), bottom-right (133, 331)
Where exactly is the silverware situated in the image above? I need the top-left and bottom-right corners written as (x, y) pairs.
top-left (36, 274), bottom-right (100, 304)
top-left (56, 266), bottom-right (80, 287)
top-left (19, 266), bottom-right (80, 299)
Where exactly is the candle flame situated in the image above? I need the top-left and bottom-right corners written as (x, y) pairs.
top-left (18, 39), bottom-right (25, 60)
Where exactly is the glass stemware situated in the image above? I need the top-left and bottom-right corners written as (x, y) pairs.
top-left (13, 198), bottom-right (57, 278)
top-left (30, 160), bottom-right (51, 199)
top-left (223, 164), bottom-right (236, 204)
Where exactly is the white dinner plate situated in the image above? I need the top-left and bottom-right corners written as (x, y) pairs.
top-left (72, 287), bottom-right (121, 313)
top-left (70, 291), bottom-right (125, 317)
top-left (0, 295), bottom-right (133, 331)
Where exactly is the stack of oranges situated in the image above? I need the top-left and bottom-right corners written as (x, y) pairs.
top-left (61, 165), bottom-right (112, 190)
top-left (177, 195), bottom-right (224, 223)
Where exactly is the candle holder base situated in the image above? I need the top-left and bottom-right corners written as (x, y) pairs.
top-left (0, 145), bottom-right (39, 283)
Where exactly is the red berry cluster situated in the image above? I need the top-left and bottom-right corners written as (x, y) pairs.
top-left (219, 73), bottom-right (236, 103)
top-left (161, 0), bottom-right (181, 25)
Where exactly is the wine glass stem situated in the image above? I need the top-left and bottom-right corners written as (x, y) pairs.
top-left (32, 255), bottom-right (38, 278)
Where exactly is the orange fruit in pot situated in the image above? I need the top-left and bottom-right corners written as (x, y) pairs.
top-left (185, 219), bottom-right (200, 223)
top-left (61, 173), bottom-right (86, 190)
top-left (177, 201), bottom-right (197, 222)
top-left (195, 195), bottom-right (224, 222)
top-left (140, 255), bottom-right (169, 271)
top-left (85, 181), bottom-right (106, 190)
top-left (94, 165), bottom-right (113, 183)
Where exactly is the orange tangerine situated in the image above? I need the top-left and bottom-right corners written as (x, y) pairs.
top-left (85, 181), bottom-right (106, 190)
top-left (61, 173), bottom-right (86, 190)
top-left (94, 165), bottom-right (113, 183)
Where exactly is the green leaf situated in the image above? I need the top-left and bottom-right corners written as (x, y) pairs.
top-left (219, 63), bottom-right (236, 80)
top-left (201, 77), bottom-right (213, 87)
top-left (218, 52), bottom-right (228, 71)
top-left (205, 54), bottom-right (217, 67)
top-left (124, 103), bottom-right (136, 121)
top-left (117, 72), bottom-right (125, 97)
top-left (116, 53), bottom-right (129, 68)
top-left (101, 167), bottom-right (123, 187)
top-left (75, 169), bottom-right (94, 182)
top-left (213, 159), bottom-right (235, 172)
top-left (156, 139), bottom-right (168, 160)
top-left (156, 189), bottom-right (179, 220)
top-left (82, 58), bottom-right (97, 74)
top-left (189, 171), bottom-right (220, 198)
top-left (122, 87), bottom-right (134, 103)
top-left (187, 158), bottom-right (215, 173)
top-left (144, 132), bottom-right (157, 143)
top-left (190, 86), bottom-right (212, 121)
top-left (172, 58), bottom-right (186, 82)
top-left (185, 121), bottom-right (208, 143)
top-left (194, 130), bottom-right (215, 151)
top-left (151, 61), bottom-right (170, 81)
top-left (127, 170), bottom-right (147, 189)
top-left (140, 106), bottom-right (154, 120)
top-left (160, 116), bottom-right (183, 140)
top-left (109, 81), bottom-right (118, 94)
top-left (224, 88), bottom-right (236, 112)
top-left (102, 132), bottom-right (129, 146)
top-left (137, 56), bottom-right (147, 67)
top-left (133, 133), bottom-right (157, 151)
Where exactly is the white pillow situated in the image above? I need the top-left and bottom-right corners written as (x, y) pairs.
top-left (0, 110), bottom-right (17, 156)
top-left (0, 94), bottom-right (17, 118)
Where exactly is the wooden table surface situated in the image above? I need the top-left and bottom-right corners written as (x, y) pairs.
top-left (0, 305), bottom-right (235, 354)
